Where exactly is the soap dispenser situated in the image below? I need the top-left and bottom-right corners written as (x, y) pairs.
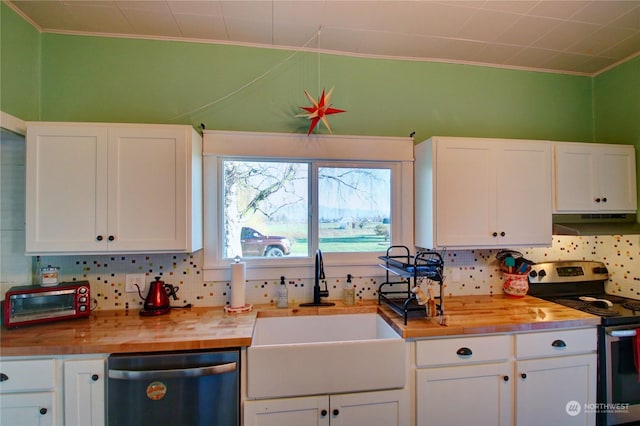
top-left (343, 274), bottom-right (355, 305)
top-left (276, 276), bottom-right (288, 308)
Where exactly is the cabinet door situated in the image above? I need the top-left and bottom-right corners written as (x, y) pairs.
top-left (496, 141), bottom-right (552, 246)
top-left (433, 137), bottom-right (551, 248)
top-left (244, 395), bottom-right (329, 426)
top-left (554, 143), bottom-right (597, 212)
top-left (555, 143), bottom-right (637, 213)
top-left (435, 138), bottom-right (496, 247)
top-left (416, 363), bottom-right (512, 426)
top-left (0, 392), bottom-right (56, 426)
top-left (331, 389), bottom-right (409, 426)
top-left (26, 125), bottom-right (109, 253)
top-left (63, 358), bottom-right (105, 426)
top-left (597, 145), bottom-right (637, 212)
top-left (515, 354), bottom-right (596, 426)
top-left (106, 127), bottom-right (188, 251)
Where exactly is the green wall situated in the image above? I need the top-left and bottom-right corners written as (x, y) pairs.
top-left (37, 33), bottom-right (594, 142)
top-left (0, 2), bottom-right (40, 121)
top-left (1, 7), bottom-right (638, 218)
top-left (1, 6), bottom-right (637, 149)
top-left (594, 55), bottom-right (640, 212)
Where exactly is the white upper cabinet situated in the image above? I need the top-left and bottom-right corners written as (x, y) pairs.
top-left (26, 123), bottom-right (203, 255)
top-left (554, 142), bottom-right (637, 213)
top-left (415, 136), bottom-right (552, 249)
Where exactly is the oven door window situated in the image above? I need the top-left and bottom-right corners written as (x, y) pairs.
top-left (10, 291), bottom-right (75, 319)
top-left (611, 337), bottom-right (640, 405)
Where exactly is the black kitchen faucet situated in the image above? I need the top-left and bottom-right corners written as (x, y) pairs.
top-left (300, 249), bottom-right (335, 307)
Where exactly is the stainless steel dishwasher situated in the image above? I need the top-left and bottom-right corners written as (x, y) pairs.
top-left (107, 349), bottom-right (239, 426)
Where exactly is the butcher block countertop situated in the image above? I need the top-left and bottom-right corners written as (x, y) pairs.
top-left (0, 307), bottom-right (258, 356)
top-left (0, 295), bottom-right (599, 357)
top-left (378, 294), bottom-right (601, 339)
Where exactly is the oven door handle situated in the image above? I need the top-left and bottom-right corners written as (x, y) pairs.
top-left (608, 329), bottom-right (637, 338)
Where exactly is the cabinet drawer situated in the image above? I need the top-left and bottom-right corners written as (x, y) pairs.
top-left (416, 335), bottom-right (511, 367)
top-left (515, 328), bottom-right (596, 359)
top-left (0, 359), bottom-right (56, 392)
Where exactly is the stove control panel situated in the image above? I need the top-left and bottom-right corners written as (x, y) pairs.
top-left (528, 261), bottom-right (609, 284)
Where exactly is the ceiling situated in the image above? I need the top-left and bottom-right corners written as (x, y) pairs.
top-left (7, 0), bottom-right (640, 75)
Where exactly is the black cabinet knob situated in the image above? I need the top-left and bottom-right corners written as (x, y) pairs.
top-left (500, 231), bottom-right (506, 237)
top-left (333, 409), bottom-right (340, 416)
top-left (503, 376), bottom-right (509, 382)
top-left (521, 373), bottom-right (527, 379)
top-left (96, 235), bottom-right (103, 241)
top-left (39, 408), bottom-right (48, 415)
top-left (538, 270), bottom-right (547, 278)
top-left (529, 270), bottom-right (538, 278)
top-left (0, 373), bottom-right (8, 382)
top-left (492, 232), bottom-right (498, 237)
top-left (595, 197), bottom-right (601, 203)
top-left (108, 235), bottom-right (115, 241)
top-left (456, 347), bottom-right (472, 356)
top-left (602, 197), bottom-right (607, 203)
top-left (321, 410), bottom-right (327, 417)
top-left (91, 374), bottom-right (99, 381)
top-left (552, 339), bottom-right (566, 348)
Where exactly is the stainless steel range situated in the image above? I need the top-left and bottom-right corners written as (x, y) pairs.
top-left (527, 260), bottom-right (640, 426)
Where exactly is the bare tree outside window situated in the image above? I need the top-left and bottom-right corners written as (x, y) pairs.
top-left (222, 161), bottom-right (392, 258)
top-left (223, 160), bottom-right (308, 258)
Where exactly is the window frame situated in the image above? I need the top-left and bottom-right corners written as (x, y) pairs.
top-left (202, 131), bottom-right (414, 282)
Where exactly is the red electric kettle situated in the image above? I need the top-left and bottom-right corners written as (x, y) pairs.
top-left (139, 276), bottom-right (178, 316)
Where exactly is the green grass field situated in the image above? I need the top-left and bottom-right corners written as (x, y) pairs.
top-left (267, 222), bottom-right (390, 255)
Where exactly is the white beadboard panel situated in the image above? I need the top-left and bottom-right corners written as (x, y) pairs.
top-left (0, 230), bottom-right (31, 288)
top-left (1, 129), bottom-right (30, 288)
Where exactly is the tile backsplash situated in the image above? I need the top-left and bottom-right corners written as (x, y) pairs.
top-left (13, 235), bottom-right (638, 311)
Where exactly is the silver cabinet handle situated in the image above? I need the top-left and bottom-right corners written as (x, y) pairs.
top-left (108, 361), bottom-right (236, 380)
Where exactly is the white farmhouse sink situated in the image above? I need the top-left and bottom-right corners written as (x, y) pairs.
top-left (247, 313), bottom-right (405, 398)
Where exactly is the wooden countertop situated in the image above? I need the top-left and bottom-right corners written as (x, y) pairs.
top-left (378, 294), bottom-right (601, 339)
top-left (0, 295), bottom-right (600, 357)
top-left (0, 307), bottom-right (258, 356)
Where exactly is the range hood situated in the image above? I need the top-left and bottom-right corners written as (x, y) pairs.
top-left (552, 213), bottom-right (640, 236)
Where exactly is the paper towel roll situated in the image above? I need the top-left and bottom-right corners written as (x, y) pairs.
top-left (231, 262), bottom-right (246, 308)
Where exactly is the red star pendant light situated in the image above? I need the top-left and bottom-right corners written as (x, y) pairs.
top-left (297, 87), bottom-right (346, 135)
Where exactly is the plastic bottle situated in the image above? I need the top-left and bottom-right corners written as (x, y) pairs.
top-left (343, 274), bottom-right (355, 305)
top-left (276, 276), bottom-right (288, 308)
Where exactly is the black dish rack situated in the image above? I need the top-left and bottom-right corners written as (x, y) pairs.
top-left (378, 245), bottom-right (445, 325)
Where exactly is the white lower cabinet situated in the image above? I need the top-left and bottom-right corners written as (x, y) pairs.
top-left (63, 357), bottom-right (106, 426)
top-left (0, 392), bottom-right (56, 426)
top-left (0, 355), bottom-right (107, 426)
top-left (417, 362), bottom-right (512, 426)
top-left (515, 354), bottom-right (596, 426)
top-left (244, 388), bottom-right (408, 426)
top-left (0, 359), bottom-right (58, 425)
top-left (415, 335), bottom-right (512, 426)
top-left (415, 328), bottom-right (597, 426)
top-left (514, 329), bottom-right (597, 426)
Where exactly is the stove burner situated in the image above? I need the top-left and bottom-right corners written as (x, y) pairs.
top-left (552, 298), bottom-right (620, 317)
top-left (582, 306), bottom-right (619, 317)
top-left (553, 299), bottom-right (590, 310)
top-left (622, 301), bottom-right (640, 311)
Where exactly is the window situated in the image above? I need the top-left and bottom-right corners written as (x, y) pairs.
top-left (203, 131), bottom-right (413, 281)
top-left (222, 160), bottom-right (309, 259)
top-left (318, 166), bottom-right (391, 253)
top-left (221, 161), bottom-right (393, 259)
